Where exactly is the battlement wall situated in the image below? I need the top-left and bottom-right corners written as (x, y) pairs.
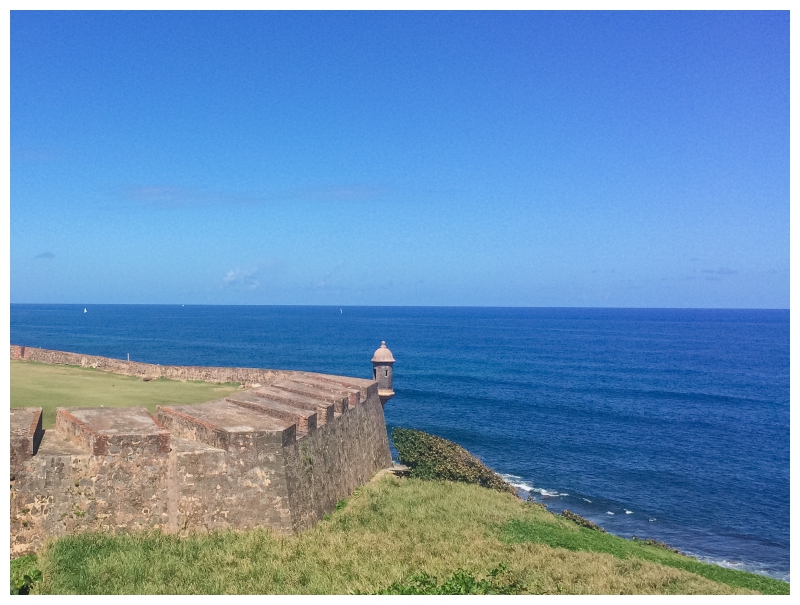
top-left (10, 345), bottom-right (296, 386)
top-left (10, 348), bottom-right (393, 556)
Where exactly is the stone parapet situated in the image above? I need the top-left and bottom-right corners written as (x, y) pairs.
top-left (226, 393), bottom-right (318, 434)
top-left (10, 345), bottom-right (294, 386)
top-left (157, 400), bottom-right (296, 450)
top-left (291, 374), bottom-right (362, 408)
top-left (10, 350), bottom-right (392, 556)
top-left (252, 386), bottom-right (336, 424)
top-left (271, 379), bottom-right (351, 413)
top-left (303, 372), bottom-right (379, 401)
top-left (55, 407), bottom-right (171, 456)
top-left (10, 408), bottom-right (44, 471)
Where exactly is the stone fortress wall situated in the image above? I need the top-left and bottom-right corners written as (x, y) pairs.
top-left (10, 346), bottom-right (394, 557)
top-left (10, 345), bottom-right (295, 385)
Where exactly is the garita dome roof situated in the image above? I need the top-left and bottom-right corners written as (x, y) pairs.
top-left (371, 341), bottom-right (395, 363)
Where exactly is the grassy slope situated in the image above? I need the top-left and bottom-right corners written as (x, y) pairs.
top-left (31, 477), bottom-right (787, 595)
top-left (10, 360), bottom-right (240, 428)
top-left (501, 519), bottom-right (788, 595)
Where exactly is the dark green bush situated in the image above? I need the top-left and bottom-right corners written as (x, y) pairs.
top-left (391, 428), bottom-right (516, 495)
top-left (375, 564), bottom-right (528, 595)
top-left (10, 554), bottom-right (41, 595)
top-left (561, 510), bottom-right (606, 532)
top-left (632, 535), bottom-right (682, 554)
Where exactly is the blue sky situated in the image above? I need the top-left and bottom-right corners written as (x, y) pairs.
top-left (10, 11), bottom-right (789, 307)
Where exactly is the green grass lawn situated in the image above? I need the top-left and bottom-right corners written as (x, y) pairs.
top-left (20, 477), bottom-right (788, 595)
top-left (10, 360), bottom-right (240, 428)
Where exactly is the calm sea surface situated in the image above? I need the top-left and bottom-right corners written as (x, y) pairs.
top-left (10, 305), bottom-right (789, 581)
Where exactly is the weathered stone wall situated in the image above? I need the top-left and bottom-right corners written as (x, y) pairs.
top-left (10, 348), bottom-right (394, 556)
top-left (10, 408), bottom-right (44, 473)
top-left (11, 413), bottom-right (172, 557)
top-left (167, 438), bottom-right (229, 534)
top-left (10, 345), bottom-right (293, 386)
top-left (157, 401), bottom-right (296, 534)
top-left (284, 391), bottom-right (393, 531)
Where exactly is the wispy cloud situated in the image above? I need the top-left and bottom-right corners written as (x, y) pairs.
top-left (315, 260), bottom-right (346, 289)
top-left (702, 268), bottom-right (737, 276)
top-left (700, 267), bottom-right (737, 282)
top-left (125, 184), bottom-right (386, 208)
top-left (34, 251), bottom-right (55, 259)
top-left (222, 261), bottom-right (284, 290)
top-left (223, 267), bottom-right (261, 289)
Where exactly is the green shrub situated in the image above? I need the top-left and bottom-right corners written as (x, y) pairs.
top-left (375, 564), bottom-right (528, 595)
top-left (10, 554), bottom-right (41, 595)
top-left (391, 428), bottom-right (516, 495)
top-left (632, 535), bottom-right (682, 554)
top-left (561, 509), bottom-right (606, 532)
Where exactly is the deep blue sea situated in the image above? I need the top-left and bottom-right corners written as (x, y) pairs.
top-left (10, 304), bottom-right (789, 581)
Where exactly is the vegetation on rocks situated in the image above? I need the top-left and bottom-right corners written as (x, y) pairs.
top-left (391, 427), bottom-right (517, 495)
top-left (632, 535), bottom-right (682, 554)
top-left (561, 509), bottom-right (607, 532)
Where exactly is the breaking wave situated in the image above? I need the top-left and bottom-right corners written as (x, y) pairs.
top-left (684, 551), bottom-right (790, 583)
top-left (499, 474), bottom-right (568, 498)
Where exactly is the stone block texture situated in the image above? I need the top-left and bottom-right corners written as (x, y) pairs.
top-left (10, 350), bottom-right (392, 556)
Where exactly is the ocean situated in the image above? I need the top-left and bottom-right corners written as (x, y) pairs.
top-left (9, 304), bottom-right (790, 581)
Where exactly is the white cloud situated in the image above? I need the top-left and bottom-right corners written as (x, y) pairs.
top-left (223, 267), bottom-right (259, 289)
top-left (222, 260), bottom-right (284, 290)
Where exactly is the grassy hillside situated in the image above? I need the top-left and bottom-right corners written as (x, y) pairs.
top-left (10, 360), bottom-right (240, 428)
top-left (18, 476), bottom-right (788, 594)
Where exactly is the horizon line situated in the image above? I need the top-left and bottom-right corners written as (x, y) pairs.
top-left (9, 303), bottom-right (790, 311)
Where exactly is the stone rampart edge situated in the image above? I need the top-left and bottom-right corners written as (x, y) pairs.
top-left (11, 345), bottom-right (296, 387)
top-left (25, 410), bottom-right (44, 460)
top-left (56, 408), bottom-right (106, 455)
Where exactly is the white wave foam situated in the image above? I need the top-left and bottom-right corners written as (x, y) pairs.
top-left (498, 475), bottom-right (569, 498)
top-left (512, 483), bottom-right (535, 492)
top-left (606, 511), bottom-right (615, 515)
top-left (533, 488), bottom-right (563, 497)
top-left (582, 498), bottom-right (592, 503)
top-left (499, 474), bottom-right (535, 493)
top-left (684, 552), bottom-right (789, 583)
